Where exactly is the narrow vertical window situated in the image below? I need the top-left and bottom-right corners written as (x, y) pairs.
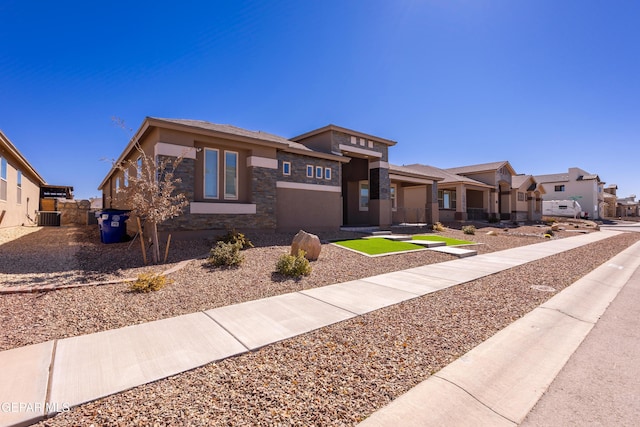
top-left (390, 183), bottom-right (397, 210)
top-left (324, 167), bottom-right (331, 180)
top-left (306, 165), bottom-right (313, 178)
top-left (283, 161), bottom-right (291, 176)
top-left (315, 166), bottom-right (322, 179)
top-left (224, 151), bottom-right (238, 199)
top-left (0, 157), bottom-right (6, 201)
top-left (204, 148), bottom-right (219, 199)
top-left (16, 170), bottom-right (22, 204)
top-left (136, 157), bottom-right (143, 177)
top-left (359, 181), bottom-right (369, 211)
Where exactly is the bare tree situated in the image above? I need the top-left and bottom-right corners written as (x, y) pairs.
top-left (111, 118), bottom-right (189, 263)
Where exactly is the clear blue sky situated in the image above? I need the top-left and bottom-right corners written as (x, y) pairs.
top-left (1, 0), bottom-right (638, 200)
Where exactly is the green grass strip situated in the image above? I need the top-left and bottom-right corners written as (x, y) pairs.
top-left (411, 235), bottom-right (474, 245)
top-left (334, 239), bottom-right (424, 255)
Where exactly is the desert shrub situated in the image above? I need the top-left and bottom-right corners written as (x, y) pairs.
top-left (488, 215), bottom-right (500, 223)
top-left (433, 222), bottom-right (445, 232)
top-left (217, 228), bottom-right (254, 250)
top-left (208, 241), bottom-right (244, 267)
top-left (130, 272), bottom-right (171, 293)
top-left (462, 225), bottom-right (476, 235)
top-left (276, 250), bottom-right (311, 278)
top-left (545, 228), bottom-right (555, 236)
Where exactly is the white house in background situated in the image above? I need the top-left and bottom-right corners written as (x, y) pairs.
top-left (534, 167), bottom-right (605, 220)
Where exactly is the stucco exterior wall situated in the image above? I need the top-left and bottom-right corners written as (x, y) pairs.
top-left (276, 187), bottom-right (341, 232)
top-left (0, 152), bottom-right (42, 228)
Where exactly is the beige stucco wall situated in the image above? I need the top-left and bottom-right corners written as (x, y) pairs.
top-left (0, 155), bottom-right (42, 228)
top-left (276, 187), bottom-right (341, 232)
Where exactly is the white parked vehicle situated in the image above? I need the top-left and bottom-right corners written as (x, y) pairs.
top-left (543, 200), bottom-right (587, 218)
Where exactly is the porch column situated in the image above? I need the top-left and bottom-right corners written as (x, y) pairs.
top-left (490, 188), bottom-right (498, 220)
top-left (368, 163), bottom-right (392, 227)
top-left (455, 184), bottom-right (467, 221)
top-left (425, 182), bottom-right (439, 224)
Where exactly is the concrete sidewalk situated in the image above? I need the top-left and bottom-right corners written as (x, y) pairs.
top-left (0, 230), bottom-right (630, 427)
top-left (359, 235), bottom-right (640, 426)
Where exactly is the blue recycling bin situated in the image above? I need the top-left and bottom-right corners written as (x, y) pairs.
top-left (95, 210), bottom-right (130, 244)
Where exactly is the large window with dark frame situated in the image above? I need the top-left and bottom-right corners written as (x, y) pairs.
top-left (438, 189), bottom-right (456, 209)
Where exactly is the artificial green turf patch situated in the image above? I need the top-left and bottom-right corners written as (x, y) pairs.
top-left (333, 238), bottom-right (424, 255)
top-left (411, 235), bottom-right (474, 245)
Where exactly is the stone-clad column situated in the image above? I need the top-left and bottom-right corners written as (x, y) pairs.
top-left (368, 162), bottom-right (391, 227)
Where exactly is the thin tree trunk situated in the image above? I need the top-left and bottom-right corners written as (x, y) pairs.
top-left (150, 221), bottom-right (160, 264)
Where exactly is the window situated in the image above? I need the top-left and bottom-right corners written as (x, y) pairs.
top-left (390, 184), bottom-right (397, 210)
top-left (17, 171), bottom-right (22, 204)
top-left (306, 165), bottom-right (313, 178)
top-left (224, 151), bottom-right (238, 199)
top-left (283, 161), bottom-right (291, 176)
top-left (359, 138), bottom-right (365, 146)
top-left (315, 166), bottom-right (323, 179)
top-left (359, 181), bottom-right (369, 211)
top-left (438, 189), bottom-right (456, 209)
top-left (204, 148), bottom-right (219, 199)
top-left (518, 192), bottom-right (525, 201)
top-left (0, 157), bottom-right (6, 201)
top-left (123, 170), bottom-right (129, 187)
top-left (555, 185), bottom-right (565, 192)
top-left (350, 136), bottom-right (357, 145)
top-left (324, 167), bottom-right (331, 180)
top-left (115, 176), bottom-right (121, 190)
top-left (136, 157), bottom-right (143, 177)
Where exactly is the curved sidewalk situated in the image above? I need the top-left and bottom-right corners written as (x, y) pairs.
top-left (0, 230), bottom-right (632, 427)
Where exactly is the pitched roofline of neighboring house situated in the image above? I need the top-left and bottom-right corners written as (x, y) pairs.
top-left (291, 124), bottom-right (397, 146)
top-left (445, 160), bottom-right (516, 176)
top-left (98, 117), bottom-right (349, 190)
top-left (0, 129), bottom-right (47, 186)
top-left (393, 163), bottom-right (493, 188)
top-left (389, 164), bottom-right (444, 182)
top-left (533, 173), bottom-right (569, 183)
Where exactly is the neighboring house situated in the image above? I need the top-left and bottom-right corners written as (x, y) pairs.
top-left (390, 164), bottom-right (491, 222)
top-left (603, 184), bottom-right (618, 218)
top-left (617, 195), bottom-right (639, 218)
top-left (0, 130), bottom-right (46, 228)
top-left (445, 161), bottom-right (517, 221)
top-left (99, 118), bottom-right (441, 233)
top-left (535, 167), bottom-right (605, 220)
top-left (511, 175), bottom-right (544, 222)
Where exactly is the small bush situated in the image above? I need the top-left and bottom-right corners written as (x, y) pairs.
top-left (217, 228), bottom-right (254, 250)
top-left (488, 215), bottom-right (500, 223)
top-left (433, 222), bottom-right (445, 232)
top-left (462, 225), bottom-right (476, 235)
top-left (130, 272), bottom-right (171, 293)
top-left (545, 228), bottom-right (555, 236)
top-left (208, 241), bottom-right (244, 267)
top-left (276, 250), bottom-right (311, 278)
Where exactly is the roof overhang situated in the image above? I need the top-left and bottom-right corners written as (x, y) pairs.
top-left (292, 124), bottom-right (397, 146)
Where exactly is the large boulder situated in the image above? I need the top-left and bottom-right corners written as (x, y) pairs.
top-left (291, 230), bottom-right (321, 261)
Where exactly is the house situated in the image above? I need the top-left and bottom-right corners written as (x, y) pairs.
top-left (535, 167), bottom-right (605, 220)
top-left (390, 164), bottom-right (491, 222)
top-left (511, 174), bottom-right (544, 222)
top-left (98, 118), bottom-right (442, 234)
top-left (0, 130), bottom-right (46, 228)
top-left (445, 161), bottom-right (517, 221)
top-left (616, 195), bottom-right (639, 218)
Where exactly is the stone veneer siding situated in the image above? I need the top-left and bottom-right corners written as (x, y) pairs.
top-left (159, 155), bottom-right (278, 231)
top-left (277, 152), bottom-right (340, 186)
top-left (369, 167), bottom-right (390, 201)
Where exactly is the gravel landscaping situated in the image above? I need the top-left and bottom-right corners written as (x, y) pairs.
top-left (2, 221), bottom-right (636, 425)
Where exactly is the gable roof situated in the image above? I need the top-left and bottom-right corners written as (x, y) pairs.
top-left (393, 164), bottom-right (492, 187)
top-left (512, 174), bottom-right (543, 193)
top-left (534, 172), bottom-right (569, 183)
top-left (0, 129), bottom-right (46, 186)
top-left (446, 160), bottom-right (516, 176)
